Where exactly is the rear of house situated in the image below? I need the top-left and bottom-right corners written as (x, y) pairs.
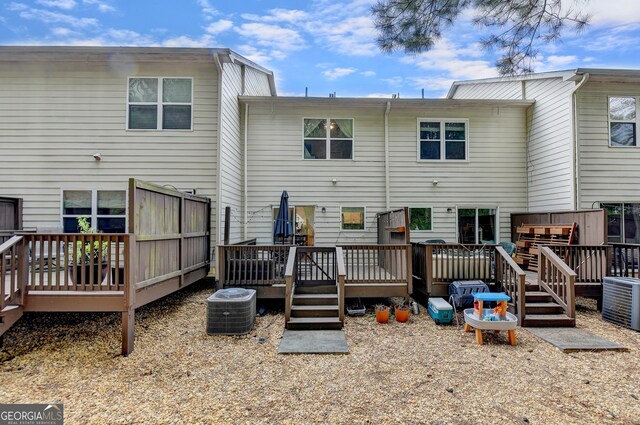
top-left (240, 96), bottom-right (531, 245)
top-left (0, 46), bottom-right (275, 259)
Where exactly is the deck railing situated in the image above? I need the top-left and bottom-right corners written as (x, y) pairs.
top-left (336, 247), bottom-right (346, 323)
top-left (1, 235), bottom-right (28, 310)
top-left (295, 246), bottom-right (337, 284)
top-left (610, 243), bottom-right (640, 278)
top-left (218, 244), bottom-right (292, 286)
top-left (538, 246), bottom-right (576, 319)
top-left (494, 246), bottom-right (526, 325)
top-left (548, 245), bottom-right (609, 283)
top-left (284, 247), bottom-right (297, 325)
top-left (340, 244), bottom-right (411, 289)
top-left (428, 243), bottom-right (495, 288)
top-left (21, 233), bottom-right (130, 291)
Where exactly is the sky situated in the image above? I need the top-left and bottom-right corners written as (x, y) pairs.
top-left (1, 0), bottom-right (640, 97)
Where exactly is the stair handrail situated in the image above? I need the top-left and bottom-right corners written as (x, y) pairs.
top-left (284, 246), bottom-right (297, 327)
top-left (0, 235), bottom-right (28, 310)
top-left (538, 246), bottom-right (577, 319)
top-left (335, 246), bottom-right (346, 323)
top-left (495, 246), bottom-right (526, 325)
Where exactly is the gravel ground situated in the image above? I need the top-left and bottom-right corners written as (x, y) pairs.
top-left (1, 281), bottom-right (639, 425)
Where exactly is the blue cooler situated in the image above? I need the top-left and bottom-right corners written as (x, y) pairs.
top-left (428, 297), bottom-right (453, 325)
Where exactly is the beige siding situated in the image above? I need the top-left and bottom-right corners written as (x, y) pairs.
top-left (0, 56), bottom-right (219, 249)
top-left (244, 101), bottom-right (527, 244)
top-left (576, 81), bottom-right (640, 207)
top-left (388, 106), bottom-right (528, 243)
top-left (218, 63), bottom-right (273, 244)
top-left (452, 81), bottom-right (523, 100)
top-left (453, 77), bottom-right (576, 211)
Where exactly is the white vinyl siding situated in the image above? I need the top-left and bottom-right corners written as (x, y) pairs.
top-left (576, 81), bottom-right (640, 209)
top-left (0, 52), bottom-right (219, 251)
top-left (452, 76), bottom-right (576, 211)
top-left (219, 62), bottom-right (274, 244)
top-left (243, 99), bottom-right (528, 244)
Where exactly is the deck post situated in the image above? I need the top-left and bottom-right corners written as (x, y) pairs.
top-left (425, 245), bottom-right (433, 294)
top-left (406, 245), bottom-right (413, 295)
top-left (122, 234), bottom-right (136, 356)
top-left (17, 238), bottom-right (28, 305)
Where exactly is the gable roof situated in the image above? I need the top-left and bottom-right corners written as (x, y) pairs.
top-left (0, 45), bottom-right (277, 96)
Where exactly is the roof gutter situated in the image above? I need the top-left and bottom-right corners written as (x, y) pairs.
top-left (384, 101), bottom-right (391, 210)
top-left (571, 72), bottom-right (590, 210)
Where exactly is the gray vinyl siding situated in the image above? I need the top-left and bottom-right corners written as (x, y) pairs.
top-left (452, 81), bottom-right (522, 100)
top-left (453, 77), bottom-right (576, 211)
top-left (388, 106), bottom-right (527, 243)
top-left (244, 100), bottom-right (528, 244)
top-left (0, 55), bottom-right (219, 250)
top-left (576, 81), bottom-right (640, 207)
top-left (218, 63), bottom-right (273, 244)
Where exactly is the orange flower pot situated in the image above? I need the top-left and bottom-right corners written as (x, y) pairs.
top-left (375, 305), bottom-right (390, 323)
top-left (395, 305), bottom-right (410, 323)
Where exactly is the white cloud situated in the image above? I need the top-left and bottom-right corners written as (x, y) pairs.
top-left (206, 19), bottom-right (233, 34)
top-left (309, 15), bottom-right (377, 56)
top-left (81, 0), bottom-right (114, 13)
top-left (235, 23), bottom-right (306, 57)
top-left (196, 0), bottom-right (218, 20)
top-left (361, 70), bottom-right (375, 77)
top-left (36, 0), bottom-right (76, 10)
top-left (322, 67), bottom-right (357, 80)
top-left (50, 26), bottom-right (80, 36)
top-left (382, 76), bottom-right (404, 86)
top-left (162, 35), bottom-right (214, 48)
top-left (242, 9), bottom-right (308, 23)
top-left (584, 32), bottom-right (640, 51)
top-left (586, 0), bottom-right (640, 25)
top-left (409, 77), bottom-right (456, 94)
top-left (8, 3), bottom-right (98, 27)
top-left (236, 44), bottom-right (273, 65)
top-left (365, 93), bottom-right (394, 98)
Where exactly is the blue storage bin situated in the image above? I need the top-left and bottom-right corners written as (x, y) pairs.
top-left (428, 297), bottom-right (453, 325)
top-left (449, 280), bottom-right (489, 308)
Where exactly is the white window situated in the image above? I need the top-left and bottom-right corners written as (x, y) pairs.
top-left (609, 97), bottom-right (637, 147)
top-left (409, 207), bottom-right (432, 231)
top-left (62, 190), bottom-right (127, 233)
top-left (303, 118), bottom-right (354, 159)
top-left (128, 77), bottom-right (193, 130)
top-left (341, 207), bottom-right (365, 231)
top-left (418, 119), bottom-right (468, 160)
top-left (457, 207), bottom-right (498, 244)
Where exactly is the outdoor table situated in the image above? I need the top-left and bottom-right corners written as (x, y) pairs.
top-left (463, 292), bottom-right (517, 346)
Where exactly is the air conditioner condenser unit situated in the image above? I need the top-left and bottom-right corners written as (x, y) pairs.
top-left (602, 276), bottom-right (640, 331)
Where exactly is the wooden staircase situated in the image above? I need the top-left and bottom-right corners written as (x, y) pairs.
top-left (287, 284), bottom-right (343, 330)
top-left (522, 284), bottom-right (575, 327)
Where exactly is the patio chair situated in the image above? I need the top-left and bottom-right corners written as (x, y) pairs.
top-left (498, 242), bottom-right (517, 257)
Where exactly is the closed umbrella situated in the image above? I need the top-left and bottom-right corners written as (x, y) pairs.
top-left (274, 191), bottom-right (292, 244)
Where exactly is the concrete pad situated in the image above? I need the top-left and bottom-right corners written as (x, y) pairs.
top-left (278, 330), bottom-right (349, 354)
top-left (527, 327), bottom-right (628, 353)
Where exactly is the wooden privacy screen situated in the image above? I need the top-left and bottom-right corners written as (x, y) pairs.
top-left (128, 179), bottom-right (211, 298)
top-left (377, 208), bottom-right (410, 245)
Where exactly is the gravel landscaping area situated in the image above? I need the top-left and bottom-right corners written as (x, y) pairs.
top-left (2, 280), bottom-right (639, 424)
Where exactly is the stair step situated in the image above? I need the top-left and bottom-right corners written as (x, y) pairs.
top-left (523, 314), bottom-right (575, 327)
top-left (295, 285), bottom-right (337, 295)
top-left (291, 305), bottom-right (339, 318)
top-left (525, 302), bottom-right (564, 314)
top-left (287, 317), bottom-right (343, 330)
top-left (292, 293), bottom-right (338, 305)
top-left (525, 291), bottom-right (553, 302)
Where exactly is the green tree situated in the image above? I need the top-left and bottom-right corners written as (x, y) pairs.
top-left (372, 0), bottom-right (590, 75)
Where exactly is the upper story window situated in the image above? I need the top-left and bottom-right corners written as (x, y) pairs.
top-left (303, 118), bottom-right (353, 159)
top-left (418, 119), bottom-right (468, 160)
top-left (62, 190), bottom-right (126, 233)
top-left (609, 97), bottom-right (637, 147)
top-left (128, 77), bottom-right (193, 130)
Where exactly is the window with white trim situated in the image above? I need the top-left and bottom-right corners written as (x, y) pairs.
top-left (418, 119), bottom-right (468, 160)
top-left (303, 118), bottom-right (353, 159)
top-left (457, 207), bottom-right (497, 244)
top-left (341, 206), bottom-right (365, 231)
top-left (609, 96), bottom-right (637, 147)
top-left (409, 207), bottom-right (432, 231)
top-left (128, 77), bottom-right (193, 130)
top-left (62, 190), bottom-right (127, 233)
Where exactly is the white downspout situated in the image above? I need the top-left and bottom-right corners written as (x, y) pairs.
top-left (214, 54), bottom-right (224, 245)
top-left (384, 101), bottom-right (391, 210)
top-left (243, 103), bottom-right (249, 239)
top-left (571, 73), bottom-right (589, 210)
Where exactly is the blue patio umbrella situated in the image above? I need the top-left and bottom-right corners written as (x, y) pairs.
top-left (274, 190), bottom-right (292, 244)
